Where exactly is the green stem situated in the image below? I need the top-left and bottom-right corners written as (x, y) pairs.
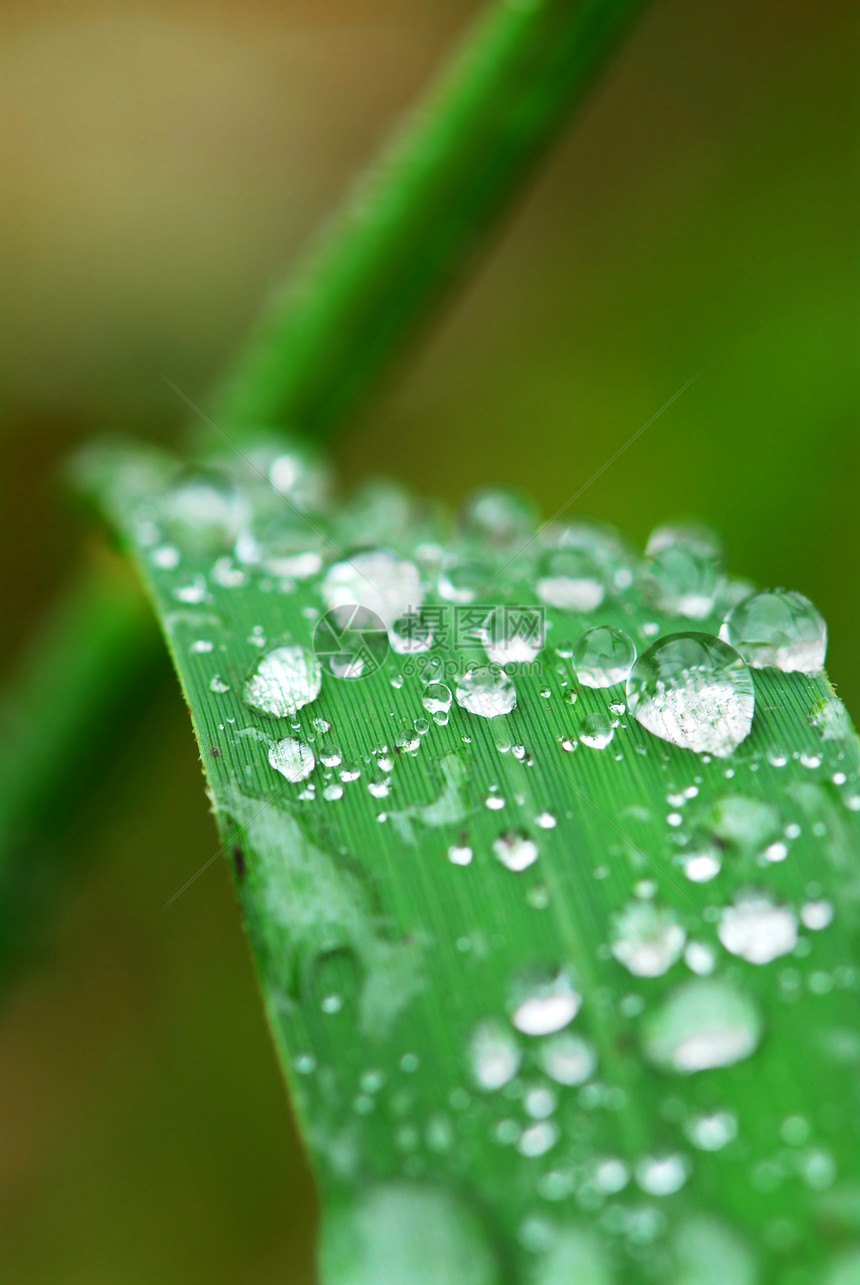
top-left (0, 553), bottom-right (165, 972)
top-left (214, 0), bottom-right (648, 436)
top-left (0, 0), bottom-right (648, 967)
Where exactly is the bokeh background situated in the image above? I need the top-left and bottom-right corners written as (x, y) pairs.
top-left (0, 1), bottom-right (854, 1280)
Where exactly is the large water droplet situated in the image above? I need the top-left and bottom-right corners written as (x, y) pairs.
top-left (721, 588), bottom-right (827, 673)
top-left (481, 606), bottom-right (544, 665)
top-left (244, 645), bottom-right (322, 717)
top-left (684, 1110), bottom-right (738, 1152)
top-left (578, 712), bottom-right (614, 750)
top-left (642, 979), bottom-right (762, 1073)
top-left (456, 667), bottom-right (517, 718)
top-left (438, 558), bottom-right (493, 604)
top-left (610, 901), bottom-right (686, 977)
top-left (626, 633), bottom-right (754, 757)
top-left (322, 549), bottom-right (423, 627)
top-left (468, 1019), bottom-right (521, 1089)
top-left (268, 737), bottom-right (315, 782)
top-left (647, 521), bottom-right (723, 562)
top-left (717, 892), bottom-right (798, 964)
top-left (572, 626), bottom-right (636, 688)
top-left (161, 467), bottom-right (247, 552)
top-left (536, 549), bottom-right (604, 612)
top-left (389, 611), bottom-right (434, 655)
top-left (492, 830), bottom-right (539, 872)
top-left (510, 966), bottom-right (581, 1035)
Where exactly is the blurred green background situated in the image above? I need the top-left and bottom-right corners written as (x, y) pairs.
top-left (0, 0), bottom-right (854, 1280)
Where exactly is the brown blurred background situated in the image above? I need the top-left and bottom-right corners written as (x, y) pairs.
top-left (0, 1), bottom-right (855, 1280)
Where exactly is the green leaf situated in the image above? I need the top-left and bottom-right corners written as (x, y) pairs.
top-left (86, 437), bottom-right (860, 1284)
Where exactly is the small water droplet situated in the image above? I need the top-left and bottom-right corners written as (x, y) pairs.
top-left (481, 605), bottom-right (544, 664)
top-left (389, 610), bottom-right (435, 655)
top-left (456, 667), bottom-right (516, 718)
top-left (509, 965), bottom-right (581, 1035)
top-left (447, 843), bottom-right (472, 866)
top-left (321, 549), bottom-right (423, 626)
top-left (268, 737), bottom-right (315, 781)
top-left (578, 712), bottom-right (614, 750)
top-left (244, 645), bottom-right (322, 717)
top-left (801, 900), bottom-right (834, 930)
top-left (718, 893), bottom-right (798, 964)
top-left (642, 545), bottom-right (720, 619)
top-left (685, 1110), bottom-right (738, 1152)
top-left (635, 1152), bottom-right (690, 1196)
top-left (539, 1032), bottom-right (596, 1085)
top-left (536, 549), bottom-right (604, 611)
top-left (571, 625), bottom-right (637, 688)
top-left (469, 1019), bottom-right (521, 1089)
top-left (610, 901), bottom-right (686, 977)
top-left (626, 633), bottom-right (754, 757)
top-left (492, 830), bottom-right (538, 872)
top-left (209, 673), bottom-right (230, 694)
top-left (721, 588), bottom-right (827, 673)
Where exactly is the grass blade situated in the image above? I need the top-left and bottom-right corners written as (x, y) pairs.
top-left (88, 438), bottom-right (860, 1284)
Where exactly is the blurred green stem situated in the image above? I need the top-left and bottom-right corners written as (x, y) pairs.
top-left (0, 0), bottom-right (648, 965)
top-left (0, 553), bottom-right (165, 969)
top-left (215, 0), bottom-right (648, 437)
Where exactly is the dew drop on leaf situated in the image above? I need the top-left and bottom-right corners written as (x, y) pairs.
top-left (492, 830), bottom-right (538, 872)
top-left (641, 979), bottom-right (762, 1073)
top-left (509, 966), bottom-right (582, 1035)
top-left (721, 588), bottom-right (827, 673)
top-left (268, 737), bottom-right (315, 782)
top-left (717, 892), bottom-right (798, 964)
top-left (456, 667), bottom-right (516, 718)
top-left (572, 626), bottom-right (637, 688)
top-left (244, 645), bottom-right (322, 717)
top-left (626, 633), bottom-right (754, 757)
top-left (610, 901), bottom-right (686, 977)
top-left (468, 1019), bottom-right (521, 1090)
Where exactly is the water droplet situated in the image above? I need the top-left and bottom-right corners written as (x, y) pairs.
top-left (524, 1086), bottom-right (558, 1119)
top-left (529, 1228), bottom-right (611, 1285)
top-left (461, 487), bottom-right (536, 544)
top-left (721, 588), bottom-right (827, 673)
top-left (642, 979), bottom-right (762, 1073)
top-left (681, 844), bottom-right (722, 882)
top-left (610, 901), bottom-right (686, 977)
top-left (801, 900), bottom-right (834, 930)
top-left (481, 605), bottom-right (544, 664)
top-left (536, 812), bottom-right (557, 829)
top-left (492, 831), bottom-right (539, 872)
top-left (518, 1121), bottom-right (559, 1157)
top-left (438, 557), bottom-right (493, 604)
top-left (626, 633), bottom-right (754, 757)
top-left (635, 1152), bottom-right (690, 1196)
top-left (684, 1113), bottom-right (737, 1157)
top-left (642, 545), bottom-right (720, 619)
top-left (572, 626), bottom-right (636, 688)
top-left (321, 549), bottom-right (423, 626)
top-left (538, 1032), bottom-right (596, 1085)
top-left (578, 712), bottom-right (614, 750)
top-left (396, 728), bottom-right (421, 753)
top-left (268, 737), bottom-right (315, 782)
top-left (510, 966), bottom-right (581, 1035)
top-left (422, 682), bottom-right (453, 716)
top-left (209, 673), bottom-right (230, 694)
top-left (448, 844), bottom-right (473, 866)
top-left (319, 1184), bottom-right (500, 1285)
top-left (389, 611), bottom-right (435, 655)
top-left (469, 1019), bottom-right (521, 1089)
top-left (244, 646), bottom-right (322, 717)
top-left (161, 468), bottom-right (247, 552)
top-left (456, 667), bottom-right (516, 718)
top-left (536, 549), bottom-right (604, 611)
top-left (718, 893), bottom-right (798, 964)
